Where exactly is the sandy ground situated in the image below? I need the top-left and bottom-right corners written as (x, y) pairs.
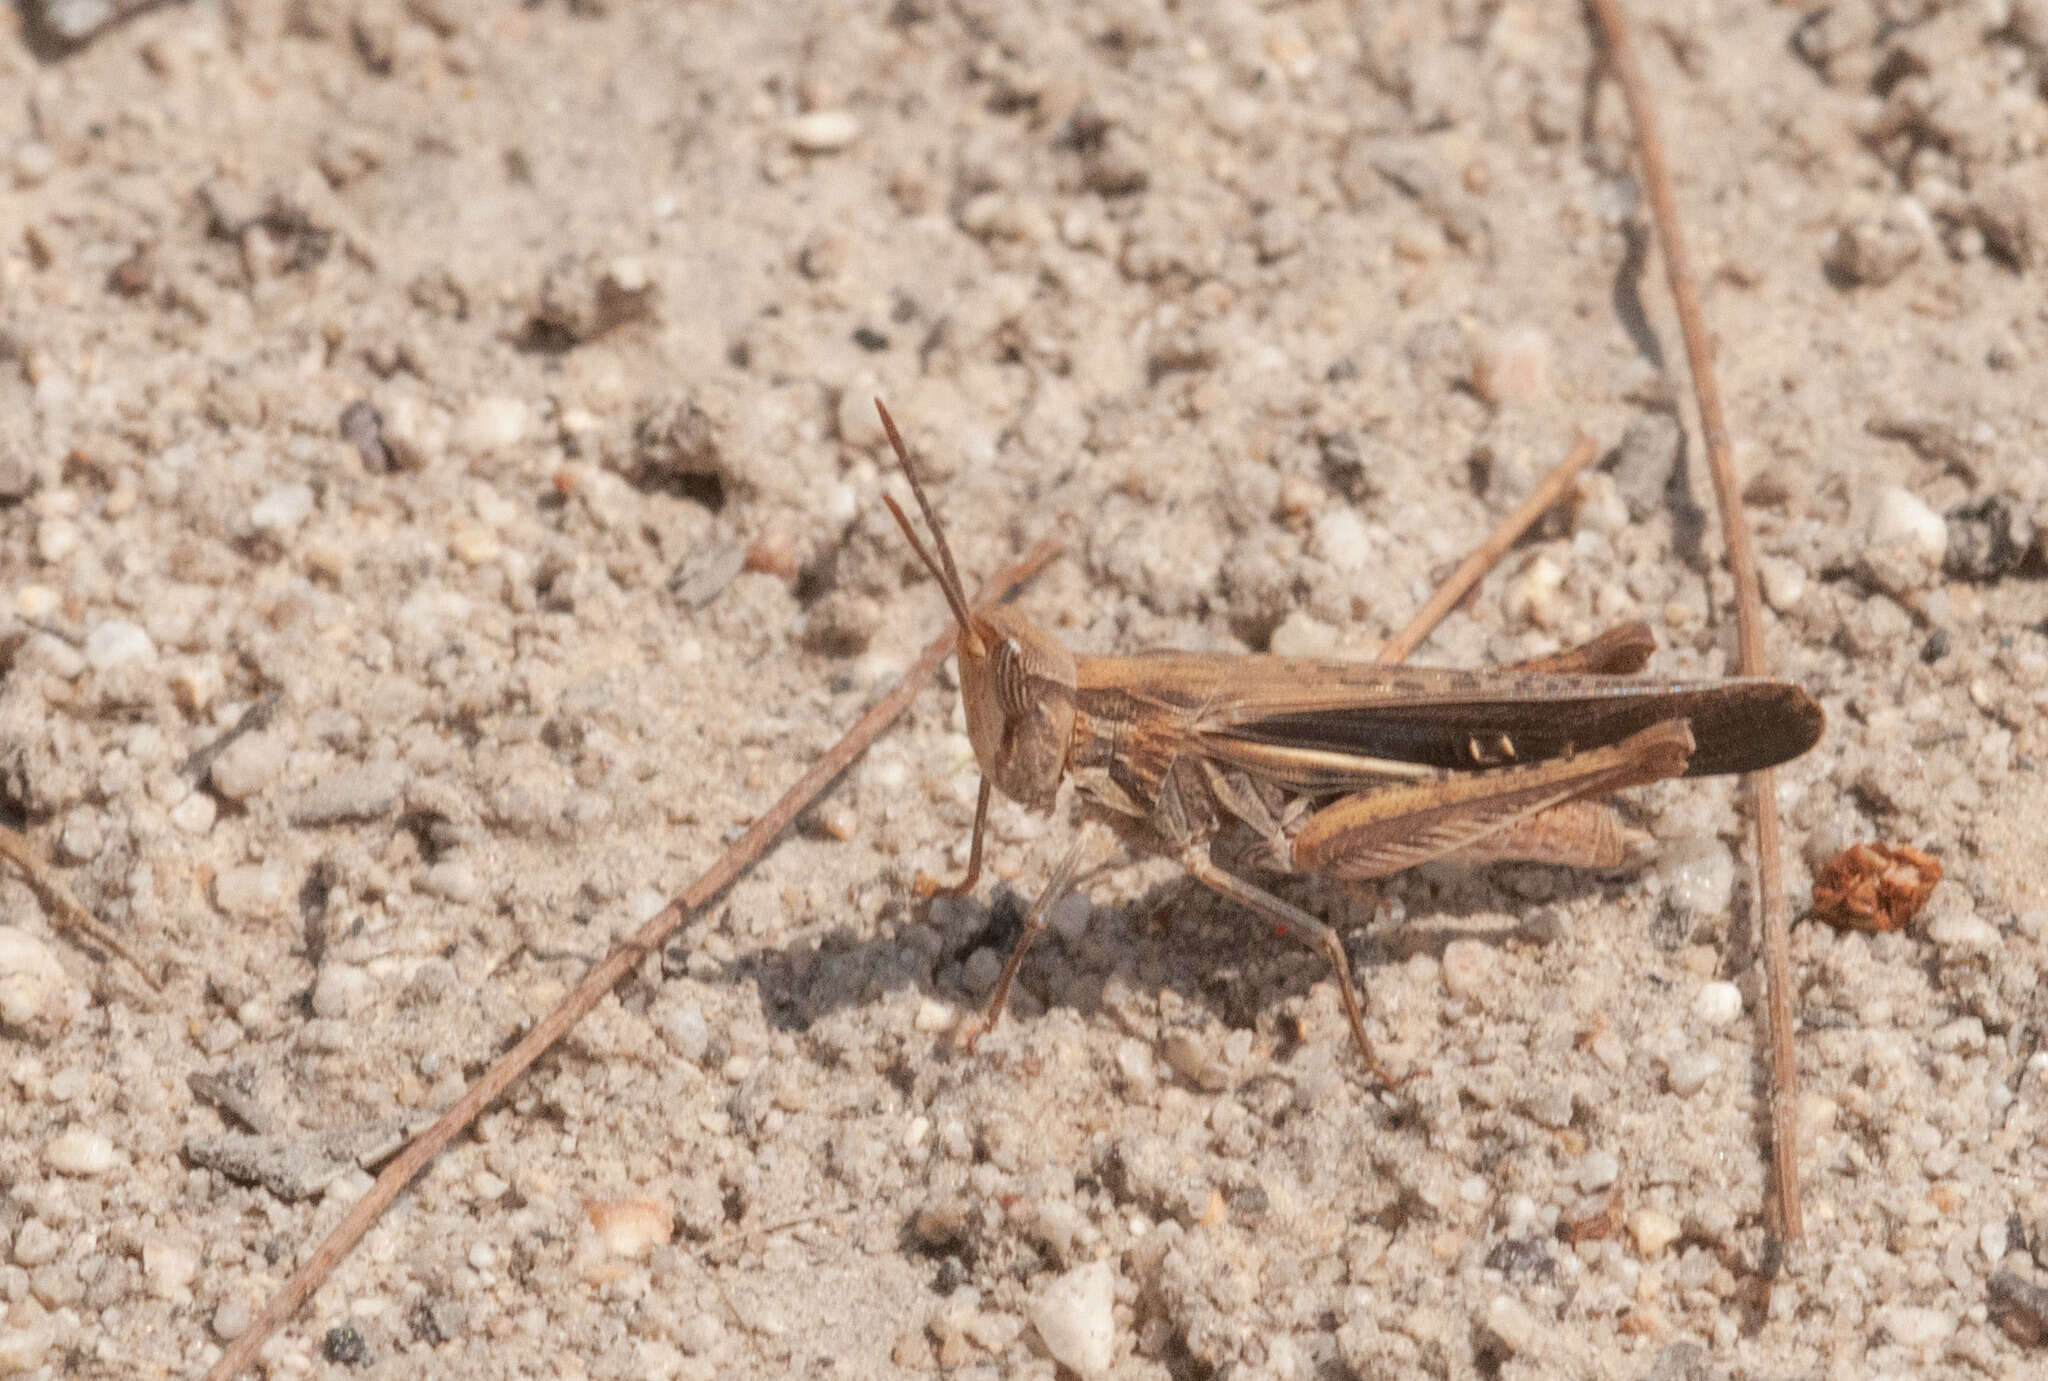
top-left (2, 1), bottom-right (2046, 1377)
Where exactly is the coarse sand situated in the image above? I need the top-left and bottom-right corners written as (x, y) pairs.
top-left (1, 2), bottom-right (2045, 1378)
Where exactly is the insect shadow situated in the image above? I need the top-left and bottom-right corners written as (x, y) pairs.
top-left (714, 859), bottom-right (1642, 1060)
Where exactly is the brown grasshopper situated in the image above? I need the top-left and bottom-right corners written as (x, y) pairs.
top-left (875, 401), bottom-right (1823, 1084)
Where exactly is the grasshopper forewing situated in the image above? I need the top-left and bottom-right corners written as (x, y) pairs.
top-left (876, 400), bottom-right (1824, 1084)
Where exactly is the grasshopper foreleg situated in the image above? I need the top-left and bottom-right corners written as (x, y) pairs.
top-left (919, 777), bottom-right (991, 899)
top-left (963, 819), bottom-right (1111, 1051)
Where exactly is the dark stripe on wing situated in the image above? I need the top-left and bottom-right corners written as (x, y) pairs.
top-left (1223, 681), bottom-right (1822, 778)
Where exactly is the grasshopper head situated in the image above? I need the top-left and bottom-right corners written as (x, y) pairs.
top-left (955, 606), bottom-right (1076, 811)
top-left (875, 400), bottom-right (1076, 812)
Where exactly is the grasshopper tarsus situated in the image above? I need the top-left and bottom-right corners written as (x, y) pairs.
top-left (876, 399), bottom-right (1825, 1083)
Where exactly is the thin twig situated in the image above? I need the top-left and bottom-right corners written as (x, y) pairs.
top-left (1586, 0), bottom-right (1804, 1245)
top-left (1377, 433), bottom-right (1601, 665)
top-left (201, 540), bottom-right (1060, 1381)
top-left (0, 824), bottom-right (162, 993)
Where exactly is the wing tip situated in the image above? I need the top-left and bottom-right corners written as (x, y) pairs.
top-left (1683, 683), bottom-right (1826, 776)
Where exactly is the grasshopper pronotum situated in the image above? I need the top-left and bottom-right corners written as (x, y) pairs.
top-left (877, 401), bottom-right (1823, 1084)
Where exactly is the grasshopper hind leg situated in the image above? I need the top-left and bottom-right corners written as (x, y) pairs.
top-left (1176, 848), bottom-right (1405, 1089)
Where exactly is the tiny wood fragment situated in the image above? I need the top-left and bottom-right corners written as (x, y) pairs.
top-left (1559, 1189), bottom-right (1624, 1245)
top-left (1810, 842), bottom-right (1942, 933)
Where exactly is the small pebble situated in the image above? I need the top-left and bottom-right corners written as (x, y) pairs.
top-left (311, 964), bottom-right (370, 1018)
top-left (963, 1310), bottom-right (1023, 1353)
top-left (15, 584), bottom-right (59, 618)
top-left (208, 731), bottom-right (287, 800)
top-left (11, 1218), bottom-right (62, 1265)
top-left (1826, 216), bottom-right (1921, 286)
top-left (170, 791), bottom-right (217, 835)
top-left (585, 1197), bottom-right (673, 1259)
top-left (1759, 556), bottom-right (1806, 613)
top-left (1440, 937), bottom-right (1495, 999)
top-left (1312, 508), bottom-right (1373, 573)
top-left (678, 1312), bottom-right (725, 1356)
top-left (863, 758), bottom-right (909, 793)
top-left (1573, 472), bottom-right (1629, 534)
top-left (0, 926), bottom-right (79, 1039)
top-left (1505, 554), bottom-right (1565, 630)
top-left (1483, 1294), bottom-right (1539, 1354)
top-left (1656, 836), bottom-right (1736, 920)
top-left (912, 997), bottom-right (958, 1034)
top-left (1522, 1085), bottom-right (1574, 1130)
top-left (456, 395), bottom-right (530, 455)
top-left (36, 517), bottom-right (80, 563)
top-left (1029, 1260), bottom-right (1117, 1378)
top-left (1980, 1220), bottom-right (2010, 1265)
top-left (1161, 1032), bottom-right (1228, 1092)
top-left (1114, 1038), bottom-right (1155, 1091)
top-left (1471, 326), bottom-right (1552, 406)
top-left (962, 947), bottom-right (1005, 994)
top-left (1878, 1304), bottom-right (1956, 1347)
top-left (1049, 892), bottom-right (1092, 943)
top-left (249, 483), bottom-right (314, 533)
top-left (142, 1239), bottom-right (201, 1298)
top-left (290, 761), bottom-right (407, 825)
top-left (1665, 1052), bottom-right (1720, 1098)
top-left (1628, 1208), bottom-right (1681, 1257)
top-left (378, 393), bottom-right (442, 470)
top-left (44, 1127), bottom-right (118, 1176)
top-left (12, 139), bottom-right (55, 185)
top-left (0, 1304), bottom-right (53, 1371)
top-left (56, 812), bottom-right (102, 863)
top-left (420, 859), bottom-right (482, 903)
top-left (83, 619), bottom-right (156, 671)
top-left (1576, 1149), bottom-right (1620, 1192)
top-left (1268, 609), bottom-right (1339, 657)
top-left (1925, 905), bottom-right (1998, 952)
top-left (836, 389), bottom-right (887, 448)
top-left (21, 633), bottom-right (86, 680)
top-left (213, 864), bottom-right (291, 920)
top-left (807, 803), bottom-right (857, 840)
top-left (1587, 1030), bottom-right (1627, 1074)
top-left (449, 523), bottom-right (502, 567)
top-left (1608, 413), bottom-right (1681, 520)
top-left (1929, 1016), bottom-right (1986, 1053)
top-left (1692, 981), bottom-right (1743, 1028)
top-left (213, 1298), bottom-right (253, 1341)
top-left (785, 110), bottom-right (861, 153)
top-left (1864, 485), bottom-right (1947, 590)
top-left (172, 661), bottom-right (225, 713)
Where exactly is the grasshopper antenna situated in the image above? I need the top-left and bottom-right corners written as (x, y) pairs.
top-left (876, 398), bottom-right (979, 639)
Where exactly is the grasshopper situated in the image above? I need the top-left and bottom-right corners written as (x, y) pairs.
top-left (875, 401), bottom-right (1824, 1084)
